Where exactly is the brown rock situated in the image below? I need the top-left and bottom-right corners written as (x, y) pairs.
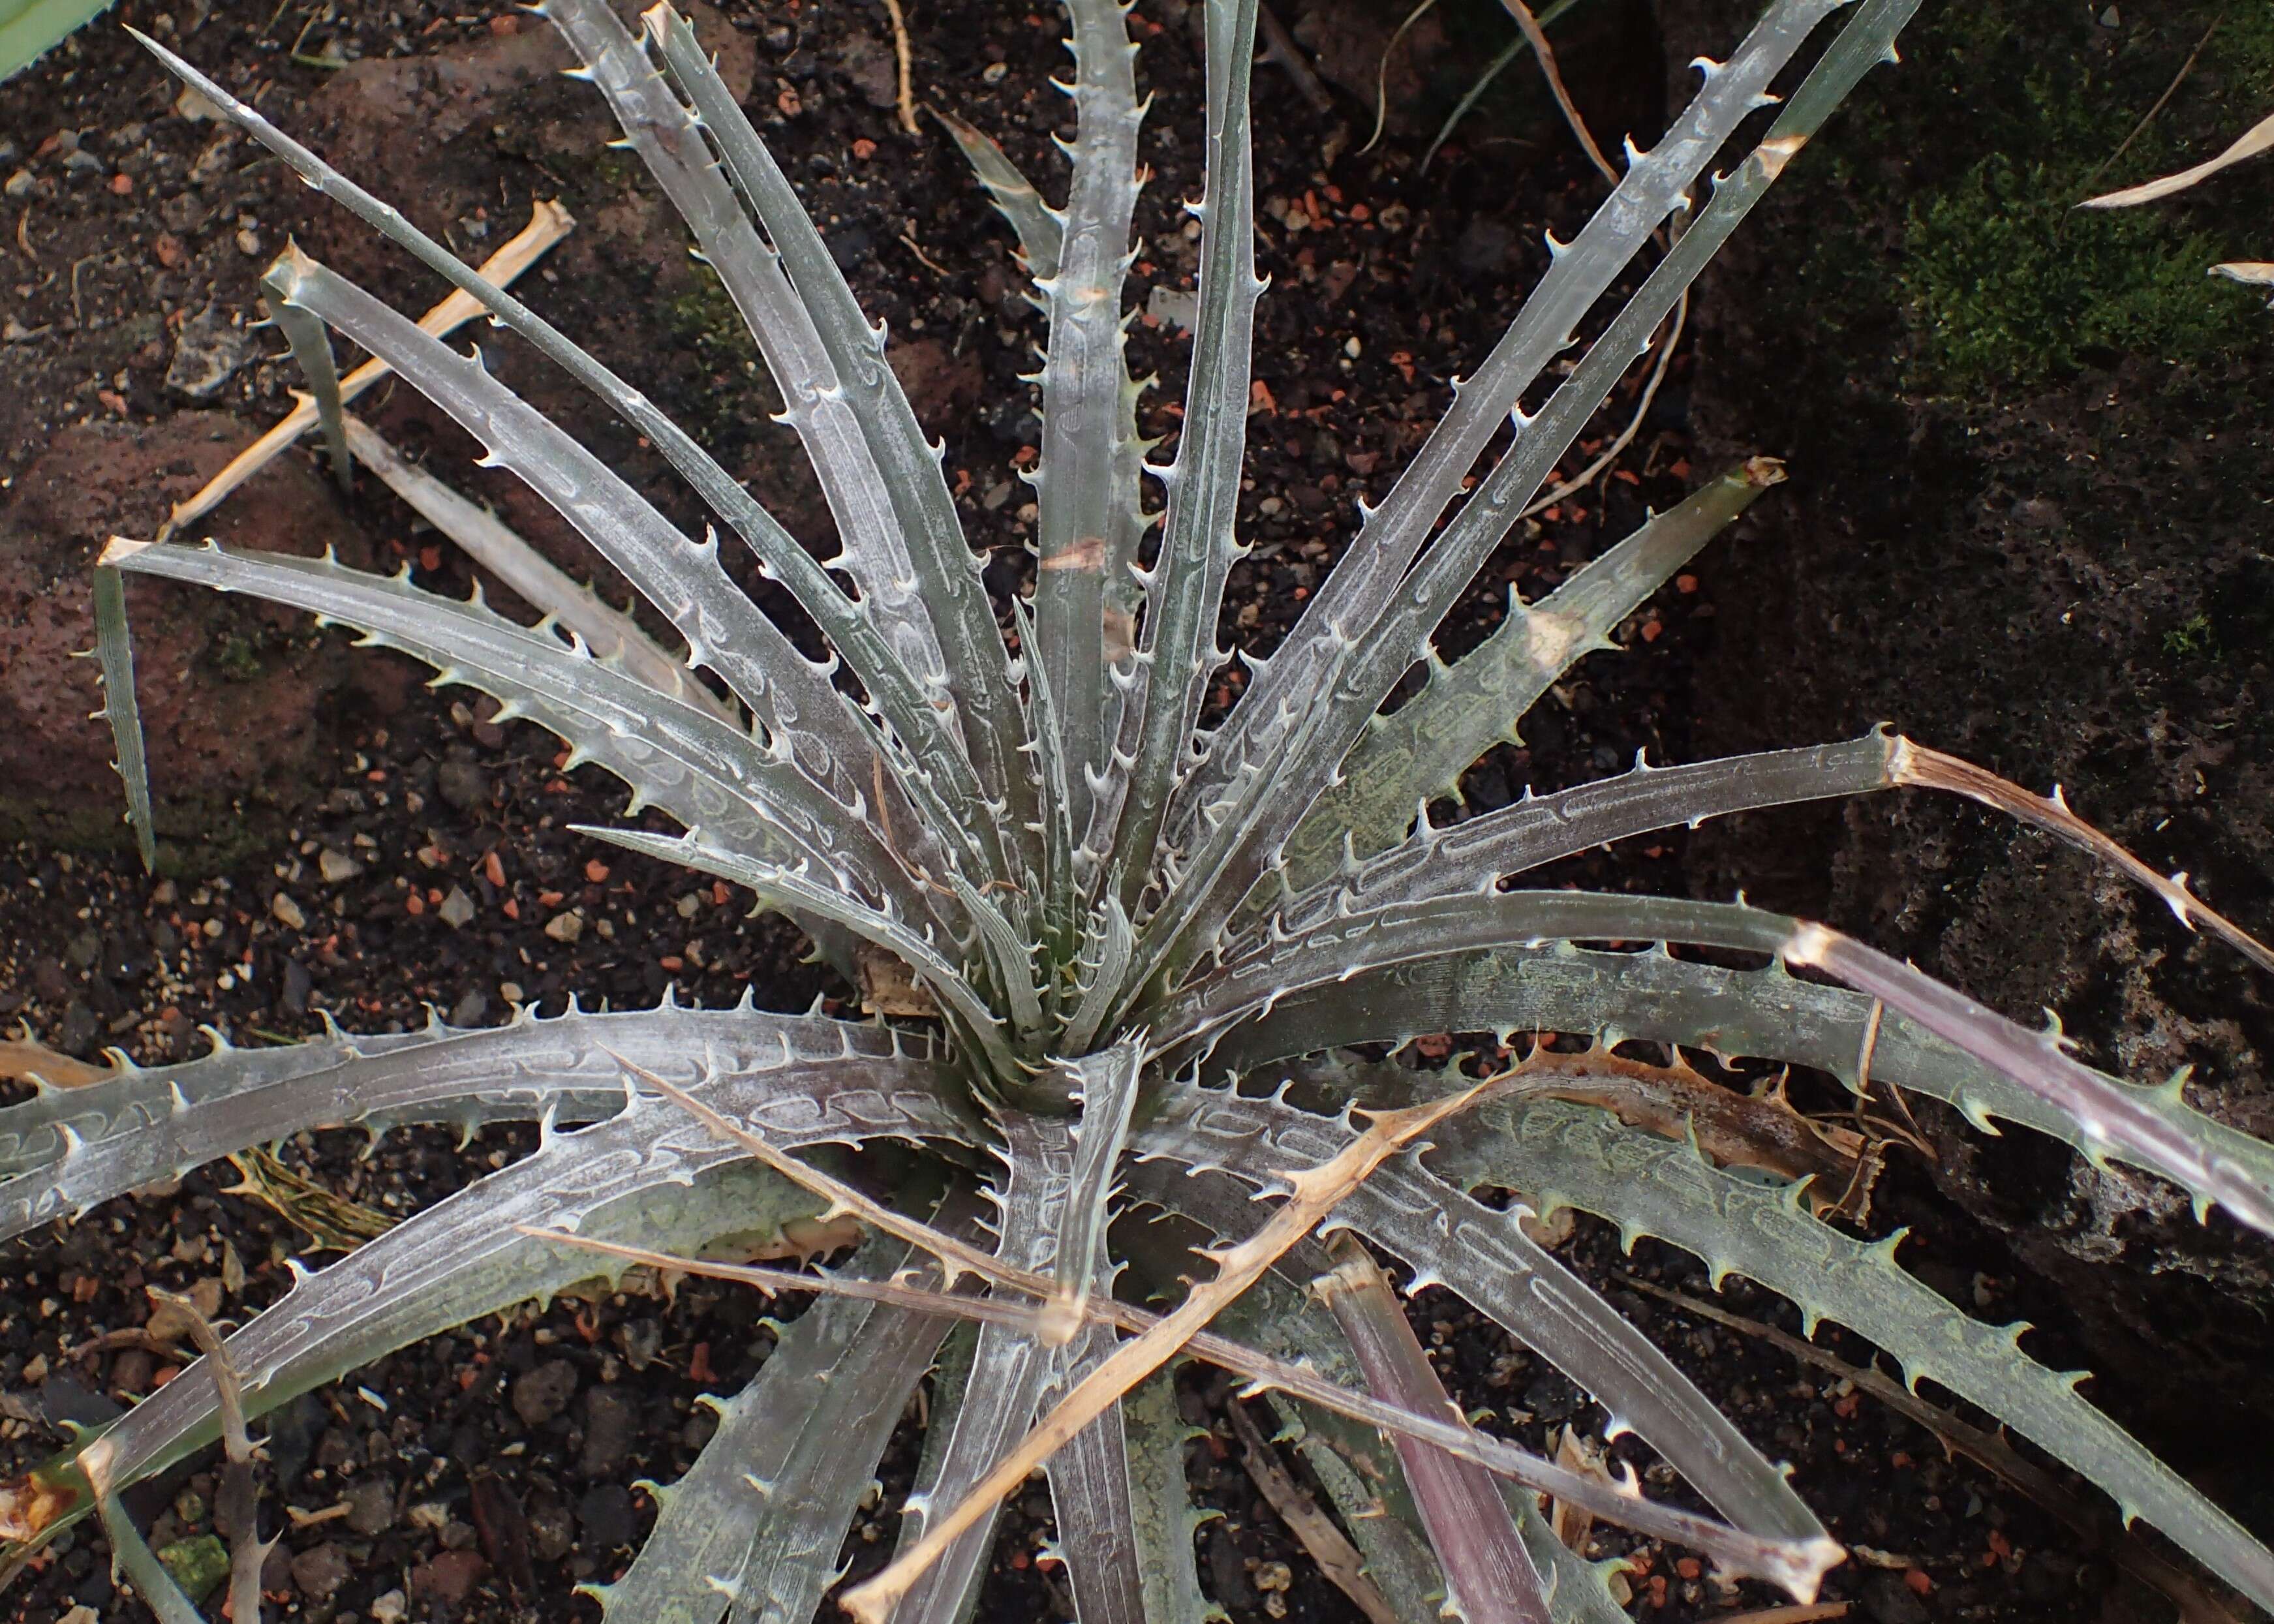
top-left (290, 1541), bottom-right (352, 1602)
top-left (410, 1548), bottom-right (487, 1608)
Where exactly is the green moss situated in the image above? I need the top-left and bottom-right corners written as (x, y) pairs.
top-left (1780, 0), bottom-right (2273, 398)
top-left (2164, 613), bottom-right (2217, 660)
top-left (664, 262), bottom-right (769, 441)
top-left (666, 263), bottom-right (756, 373)
top-left (1903, 131), bottom-right (2246, 388)
top-left (209, 632), bottom-right (264, 681)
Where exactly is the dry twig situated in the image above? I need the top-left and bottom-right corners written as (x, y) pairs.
top-left (1223, 1395), bottom-right (1400, 1624)
top-left (162, 199), bottom-right (574, 536)
top-left (880, 0), bottom-right (921, 135)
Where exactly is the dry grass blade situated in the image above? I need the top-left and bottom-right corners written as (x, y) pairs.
top-left (162, 199), bottom-right (574, 536)
top-left (1497, 0), bottom-right (1617, 185)
top-left (515, 1225), bottom-right (1845, 1595)
top-left (1361, 0), bottom-right (1441, 155)
top-left (2213, 261), bottom-right (2274, 287)
top-left (1223, 1394), bottom-right (1401, 1624)
top-left (2081, 108), bottom-right (2274, 208)
top-left (842, 1077), bottom-right (1503, 1623)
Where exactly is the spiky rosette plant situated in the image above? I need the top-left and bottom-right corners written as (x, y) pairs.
top-left (7, 0), bottom-right (2274, 1619)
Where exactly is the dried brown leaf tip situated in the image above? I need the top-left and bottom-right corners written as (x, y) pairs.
top-left (1503, 1040), bottom-right (1894, 1221)
top-left (2082, 109), bottom-right (2274, 208)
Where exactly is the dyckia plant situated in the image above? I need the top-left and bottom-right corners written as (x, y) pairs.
top-left (5, 0), bottom-right (2273, 1619)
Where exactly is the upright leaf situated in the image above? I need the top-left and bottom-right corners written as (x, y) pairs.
top-left (1032, 0), bottom-right (1150, 831)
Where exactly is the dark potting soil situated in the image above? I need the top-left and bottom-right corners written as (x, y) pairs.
top-left (0, 1), bottom-right (2264, 1621)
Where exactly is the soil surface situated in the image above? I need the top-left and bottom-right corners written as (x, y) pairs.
top-left (0, 1), bottom-right (2267, 1623)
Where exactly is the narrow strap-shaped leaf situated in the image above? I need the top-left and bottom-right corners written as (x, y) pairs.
top-left (167, 202), bottom-right (574, 536)
top-left (1119, 1370), bottom-right (1223, 1623)
top-left (886, 1116), bottom-right (1068, 1621)
top-left (585, 1234), bottom-right (929, 1624)
top-left (933, 107), bottom-right (1067, 278)
top-left (1041, 1039), bottom-right (1145, 1343)
top-left (1137, 1082), bottom-right (1830, 1546)
top-left (339, 414), bottom-right (728, 720)
top-left (96, 1494), bottom-right (210, 1624)
top-left (60, 1057), bottom-right (955, 1513)
top-left (1261, 457), bottom-right (1785, 902)
top-left (1106, 0), bottom-right (1263, 909)
top-left (1017, 594), bottom-right (1086, 961)
top-left (724, 1244), bottom-right (966, 1624)
top-left (260, 251), bottom-right (353, 498)
top-left (102, 538), bottom-right (927, 927)
top-left (88, 566), bottom-right (155, 872)
top-left (265, 250), bottom-right (934, 865)
top-left (929, 104), bottom-right (1153, 804)
top-left (1031, 0), bottom-right (1150, 831)
top-left (1438, 1099), bottom-right (2274, 1613)
top-left (1202, 936), bottom-right (2274, 1234)
top-left (1267, 1392), bottom-right (1448, 1619)
top-left (0, 1004), bottom-right (962, 1242)
top-left (1783, 927), bottom-right (2274, 1237)
top-left (1315, 1238), bottom-right (1550, 1624)
top-left (583, 824), bottom-right (1020, 1082)
top-left (127, 32), bottom-right (995, 895)
top-left (0, 1021), bottom-right (420, 1178)
top-left (1171, 888), bottom-right (2274, 1236)
top-left (1256, 731), bottom-right (1899, 943)
top-left (1156, 889), bottom-right (1789, 1045)
top-left (1142, 0), bottom-right (1919, 987)
top-left (1200, 1232), bottom-right (1451, 1621)
top-left (1513, 1494), bottom-right (1632, 1624)
top-left (1061, 893), bottom-right (1136, 1056)
top-left (1043, 1321), bottom-right (1147, 1624)
top-left (37, 1162), bottom-right (808, 1568)
top-left (542, 0), bottom-right (945, 692)
top-left (643, 6), bottom-right (1036, 872)
top-left (1136, 1167), bottom-right (1623, 1624)
top-left (1172, 0), bottom-right (1851, 844)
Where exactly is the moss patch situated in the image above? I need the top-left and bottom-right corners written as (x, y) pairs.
top-left (1789, 0), bottom-right (2274, 397)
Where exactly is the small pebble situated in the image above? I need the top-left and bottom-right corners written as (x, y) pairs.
top-left (412, 1549), bottom-right (487, 1606)
top-left (512, 1358), bottom-right (579, 1427)
top-left (345, 1477), bottom-right (397, 1536)
top-left (438, 885), bottom-right (476, 930)
top-left (435, 756), bottom-right (491, 811)
top-left (576, 1482), bottom-right (637, 1550)
top-left (580, 1387), bottom-right (637, 1477)
top-left (528, 1501), bottom-right (575, 1562)
top-left (271, 892), bottom-right (306, 930)
top-left (318, 848), bottom-right (362, 882)
top-left (291, 1541), bottom-right (352, 1601)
